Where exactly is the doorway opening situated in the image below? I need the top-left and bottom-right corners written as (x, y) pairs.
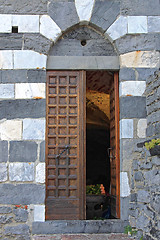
top-left (86, 71), bottom-right (114, 220)
top-left (45, 70), bottom-right (120, 220)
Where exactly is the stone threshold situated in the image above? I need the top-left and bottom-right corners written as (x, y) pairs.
top-left (32, 220), bottom-right (129, 235)
top-left (32, 234), bottom-right (134, 240)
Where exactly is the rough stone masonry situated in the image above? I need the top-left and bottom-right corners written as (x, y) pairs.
top-left (0, 0), bottom-right (160, 239)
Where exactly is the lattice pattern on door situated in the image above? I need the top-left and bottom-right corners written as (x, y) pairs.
top-left (46, 71), bottom-right (85, 220)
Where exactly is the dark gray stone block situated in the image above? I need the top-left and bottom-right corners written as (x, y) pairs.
top-left (1, 70), bottom-right (27, 83)
top-left (144, 170), bottom-right (160, 186)
top-left (120, 96), bottom-right (147, 119)
top-left (23, 34), bottom-right (52, 55)
top-left (152, 156), bottom-right (160, 166)
top-left (32, 220), bottom-right (129, 234)
top-left (146, 70), bottom-right (160, 85)
top-left (51, 39), bottom-right (116, 56)
top-left (0, 141), bottom-right (8, 162)
top-left (14, 235), bottom-right (31, 240)
top-left (0, 215), bottom-right (12, 224)
top-left (121, 0), bottom-right (160, 16)
top-left (0, 184), bottom-right (45, 204)
top-left (132, 160), bottom-right (138, 171)
top-left (150, 193), bottom-right (160, 214)
top-left (9, 141), bottom-right (38, 162)
top-left (27, 70), bottom-right (46, 83)
top-left (136, 68), bottom-right (157, 81)
top-left (147, 102), bottom-right (160, 115)
top-left (0, 206), bottom-right (12, 214)
top-left (146, 94), bottom-right (155, 107)
top-left (130, 193), bottom-right (137, 202)
top-left (4, 224), bottom-right (29, 235)
top-left (138, 204), bottom-right (154, 220)
top-left (0, 34), bottom-right (22, 50)
top-left (119, 68), bottom-right (135, 81)
top-left (120, 197), bottom-right (129, 220)
top-left (13, 209), bottom-right (28, 222)
top-left (150, 227), bottom-right (160, 239)
top-left (0, 0), bottom-right (48, 14)
top-left (140, 162), bottom-right (152, 170)
top-left (0, 99), bottom-right (46, 119)
top-left (136, 213), bottom-right (150, 230)
top-left (134, 172), bottom-right (143, 181)
top-left (1, 69), bottom-right (46, 83)
top-left (48, 2), bottom-right (79, 32)
top-left (137, 190), bottom-right (150, 203)
top-left (63, 26), bottom-right (105, 40)
top-left (50, 26), bottom-right (117, 56)
top-left (40, 141), bottom-right (45, 162)
top-left (91, 0), bottom-right (120, 32)
top-left (147, 111), bottom-right (160, 125)
top-left (115, 34), bottom-right (160, 54)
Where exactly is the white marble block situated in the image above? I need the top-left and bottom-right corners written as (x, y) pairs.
top-left (0, 14), bottom-right (12, 33)
top-left (14, 50), bottom-right (47, 69)
top-left (119, 81), bottom-right (146, 97)
top-left (0, 120), bottom-right (22, 140)
top-left (9, 163), bottom-right (34, 182)
top-left (23, 119), bottom-right (45, 140)
top-left (0, 50), bottom-right (13, 69)
top-left (34, 205), bottom-right (45, 222)
top-left (40, 15), bottom-right (61, 42)
top-left (120, 51), bottom-right (159, 68)
top-left (0, 84), bottom-right (14, 99)
top-left (120, 119), bottom-right (133, 139)
top-left (75, 0), bottom-right (95, 22)
top-left (120, 172), bottom-right (130, 197)
top-left (137, 119), bottom-right (147, 138)
top-left (0, 163), bottom-right (7, 182)
top-left (12, 15), bottom-right (39, 33)
top-left (128, 16), bottom-right (147, 34)
top-left (15, 83), bottom-right (45, 99)
top-left (106, 16), bottom-right (127, 41)
top-left (36, 163), bottom-right (45, 183)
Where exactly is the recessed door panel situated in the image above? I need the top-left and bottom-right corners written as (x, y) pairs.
top-left (46, 71), bottom-right (86, 220)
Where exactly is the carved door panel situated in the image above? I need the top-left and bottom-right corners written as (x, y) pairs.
top-left (110, 72), bottom-right (120, 218)
top-left (46, 71), bottom-right (86, 220)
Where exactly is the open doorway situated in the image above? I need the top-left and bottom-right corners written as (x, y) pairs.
top-left (86, 71), bottom-right (114, 219)
top-left (45, 70), bottom-right (120, 220)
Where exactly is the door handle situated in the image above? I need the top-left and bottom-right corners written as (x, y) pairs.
top-left (107, 148), bottom-right (114, 159)
top-left (56, 145), bottom-right (70, 159)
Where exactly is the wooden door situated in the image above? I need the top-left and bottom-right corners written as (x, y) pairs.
top-left (46, 71), bottom-right (86, 220)
top-left (110, 72), bottom-right (120, 218)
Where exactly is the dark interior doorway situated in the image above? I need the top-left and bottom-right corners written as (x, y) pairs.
top-left (86, 71), bottom-right (113, 219)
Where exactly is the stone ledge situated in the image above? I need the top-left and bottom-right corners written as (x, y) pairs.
top-left (32, 220), bottom-right (129, 234)
top-left (32, 233), bottom-right (134, 240)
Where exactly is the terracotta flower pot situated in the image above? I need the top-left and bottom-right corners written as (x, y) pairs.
top-left (149, 145), bottom-right (160, 156)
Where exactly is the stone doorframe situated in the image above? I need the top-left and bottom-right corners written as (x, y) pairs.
top-left (46, 56), bottom-right (121, 218)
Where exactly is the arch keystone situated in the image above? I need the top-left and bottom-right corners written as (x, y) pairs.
top-left (75, 0), bottom-right (95, 22)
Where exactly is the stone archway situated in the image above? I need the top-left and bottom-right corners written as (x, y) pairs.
top-left (46, 25), bottom-right (120, 220)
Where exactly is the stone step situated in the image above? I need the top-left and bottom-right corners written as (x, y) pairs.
top-left (32, 234), bottom-right (134, 240)
top-left (32, 220), bottom-right (129, 235)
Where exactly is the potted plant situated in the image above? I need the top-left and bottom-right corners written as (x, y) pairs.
top-left (145, 138), bottom-right (160, 156)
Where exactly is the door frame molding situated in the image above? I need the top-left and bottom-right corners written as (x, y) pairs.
top-left (47, 56), bottom-right (119, 70)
